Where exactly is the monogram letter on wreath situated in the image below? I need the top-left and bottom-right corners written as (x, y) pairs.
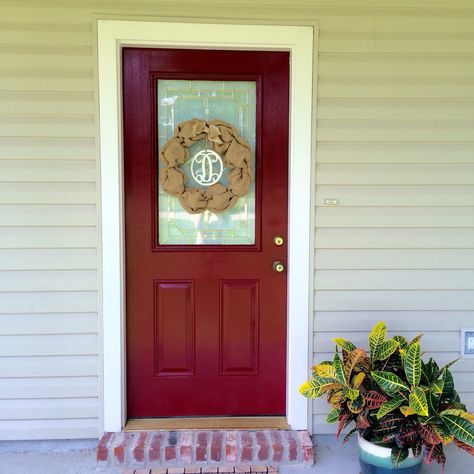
top-left (159, 119), bottom-right (253, 214)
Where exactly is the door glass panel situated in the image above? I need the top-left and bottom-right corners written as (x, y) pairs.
top-left (157, 79), bottom-right (256, 245)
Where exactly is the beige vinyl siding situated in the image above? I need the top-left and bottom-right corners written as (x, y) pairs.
top-left (0, 0), bottom-right (473, 439)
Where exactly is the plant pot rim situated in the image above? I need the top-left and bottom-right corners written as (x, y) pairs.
top-left (358, 433), bottom-right (423, 462)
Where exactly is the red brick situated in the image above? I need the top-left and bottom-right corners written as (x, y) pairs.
top-left (255, 432), bottom-right (269, 462)
top-left (225, 431), bottom-right (238, 463)
top-left (151, 469), bottom-right (168, 474)
top-left (196, 431), bottom-right (208, 462)
top-left (219, 466), bottom-right (235, 473)
top-left (285, 432), bottom-right (298, 462)
top-left (270, 431), bottom-right (283, 463)
top-left (165, 431), bottom-right (178, 462)
top-left (250, 466), bottom-right (268, 473)
top-left (133, 432), bottom-right (149, 463)
top-left (149, 432), bottom-right (165, 462)
top-left (234, 466), bottom-right (251, 473)
top-left (168, 468), bottom-right (184, 474)
top-left (297, 431), bottom-right (314, 464)
top-left (240, 432), bottom-right (254, 462)
top-left (97, 431), bottom-right (114, 462)
top-left (114, 433), bottom-right (130, 465)
top-left (211, 431), bottom-right (224, 462)
top-left (179, 431), bottom-right (193, 464)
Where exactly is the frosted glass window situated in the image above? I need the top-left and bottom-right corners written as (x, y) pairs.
top-left (158, 80), bottom-right (256, 245)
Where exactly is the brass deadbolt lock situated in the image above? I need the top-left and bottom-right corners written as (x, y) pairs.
top-left (273, 236), bottom-right (284, 246)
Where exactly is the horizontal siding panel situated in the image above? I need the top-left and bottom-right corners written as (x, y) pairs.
top-left (316, 142), bottom-right (474, 164)
top-left (0, 291), bottom-right (97, 313)
top-left (0, 137), bottom-right (95, 160)
top-left (315, 270), bottom-right (474, 290)
top-left (0, 355), bottom-right (98, 378)
top-left (0, 205), bottom-right (97, 226)
top-left (314, 311), bottom-right (474, 332)
top-left (0, 75), bottom-right (94, 93)
top-left (314, 249), bottom-right (474, 270)
top-left (317, 98), bottom-right (474, 121)
top-left (317, 121), bottom-right (474, 143)
top-left (0, 91), bottom-right (94, 115)
top-left (0, 115), bottom-right (95, 139)
top-left (0, 227), bottom-right (97, 248)
top-left (319, 53), bottom-right (474, 77)
top-left (314, 330), bottom-right (461, 353)
top-left (0, 334), bottom-right (98, 356)
top-left (0, 249), bottom-right (97, 270)
top-left (315, 228), bottom-right (474, 249)
top-left (0, 51), bottom-right (93, 70)
top-left (0, 29), bottom-right (91, 46)
top-left (0, 418), bottom-right (98, 440)
top-left (0, 160), bottom-right (96, 182)
top-left (315, 185), bottom-right (474, 207)
top-left (0, 270), bottom-right (97, 292)
top-left (315, 207), bottom-right (474, 228)
top-left (316, 164), bottom-right (474, 185)
top-left (0, 398), bottom-right (98, 420)
top-left (314, 290), bottom-right (474, 311)
top-left (0, 376), bottom-right (98, 399)
top-left (319, 76), bottom-right (474, 98)
top-left (0, 183), bottom-right (96, 204)
top-left (0, 313), bottom-right (97, 335)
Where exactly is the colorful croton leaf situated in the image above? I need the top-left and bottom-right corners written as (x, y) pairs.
top-left (299, 321), bottom-right (474, 471)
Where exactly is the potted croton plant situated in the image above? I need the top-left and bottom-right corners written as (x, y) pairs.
top-left (300, 321), bottom-right (474, 473)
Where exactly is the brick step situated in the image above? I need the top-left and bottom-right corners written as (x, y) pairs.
top-left (97, 430), bottom-right (314, 470)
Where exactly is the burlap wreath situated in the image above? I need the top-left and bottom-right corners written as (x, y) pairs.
top-left (159, 119), bottom-right (253, 214)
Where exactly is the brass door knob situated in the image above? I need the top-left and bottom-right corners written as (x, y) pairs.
top-left (273, 260), bottom-right (285, 273)
top-left (273, 235), bottom-right (284, 246)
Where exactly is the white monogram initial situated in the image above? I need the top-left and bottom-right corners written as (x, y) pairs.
top-left (190, 149), bottom-right (224, 187)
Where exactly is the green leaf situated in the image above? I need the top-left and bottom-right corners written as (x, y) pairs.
top-left (431, 378), bottom-right (444, 395)
top-left (333, 353), bottom-right (347, 385)
top-left (343, 427), bottom-right (358, 444)
top-left (314, 363), bottom-right (337, 380)
top-left (409, 387), bottom-right (429, 417)
top-left (332, 337), bottom-right (356, 353)
top-left (371, 371), bottom-right (410, 396)
top-left (404, 342), bottom-right (421, 387)
top-left (376, 395), bottom-right (405, 420)
top-left (441, 414), bottom-right (474, 446)
top-left (325, 407), bottom-right (342, 424)
top-left (391, 446), bottom-right (409, 467)
top-left (374, 338), bottom-right (399, 361)
top-left (299, 377), bottom-right (339, 398)
top-left (442, 369), bottom-right (455, 397)
top-left (393, 335), bottom-right (408, 350)
top-left (439, 358), bottom-right (459, 373)
top-left (408, 333), bottom-right (423, 347)
top-left (369, 321), bottom-right (386, 359)
top-left (343, 386), bottom-right (359, 401)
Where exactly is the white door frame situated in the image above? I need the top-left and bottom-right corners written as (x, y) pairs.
top-left (97, 20), bottom-right (315, 432)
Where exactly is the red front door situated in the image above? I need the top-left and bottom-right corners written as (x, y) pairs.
top-left (123, 48), bottom-right (289, 417)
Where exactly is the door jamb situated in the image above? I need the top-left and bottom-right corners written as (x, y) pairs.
top-left (97, 20), bottom-right (315, 432)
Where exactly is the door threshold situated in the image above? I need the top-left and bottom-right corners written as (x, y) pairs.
top-left (124, 416), bottom-right (289, 431)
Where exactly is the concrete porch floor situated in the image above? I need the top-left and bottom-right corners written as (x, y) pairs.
top-left (0, 436), bottom-right (473, 474)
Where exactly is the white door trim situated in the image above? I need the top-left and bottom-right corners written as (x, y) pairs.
top-left (97, 20), bottom-right (315, 432)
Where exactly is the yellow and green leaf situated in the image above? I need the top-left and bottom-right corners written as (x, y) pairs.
top-left (332, 337), bottom-right (356, 353)
top-left (409, 387), bottom-right (429, 417)
top-left (347, 394), bottom-right (365, 414)
top-left (371, 371), bottom-right (410, 396)
top-left (299, 377), bottom-right (339, 398)
top-left (343, 386), bottom-right (360, 401)
top-left (333, 353), bottom-right (347, 385)
top-left (393, 335), bottom-right (408, 350)
top-left (325, 407), bottom-right (342, 424)
top-left (404, 342), bottom-right (422, 387)
top-left (441, 414), bottom-right (474, 446)
top-left (374, 338), bottom-right (399, 361)
top-left (400, 405), bottom-right (416, 417)
top-left (369, 321), bottom-right (387, 359)
top-left (343, 348), bottom-right (367, 379)
top-left (352, 372), bottom-right (366, 390)
top-left (376, 395), bottom-right (405, 420)
top-left (314, 363), bottom-right (337, 379)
